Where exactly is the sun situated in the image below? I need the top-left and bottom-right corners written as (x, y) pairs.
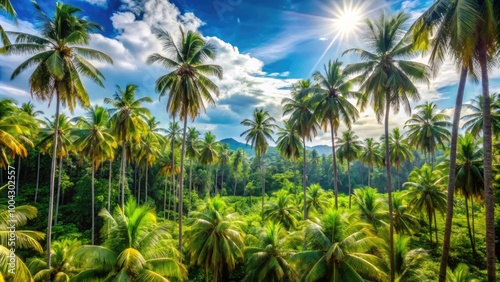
top-left (332, 4), bottom-right (363, 36)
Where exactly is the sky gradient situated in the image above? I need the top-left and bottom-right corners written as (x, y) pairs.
top-left (1, 0), bottom-right (499, 146)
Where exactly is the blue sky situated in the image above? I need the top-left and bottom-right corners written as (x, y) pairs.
top-left (1, 0), bottom-right (498, 145)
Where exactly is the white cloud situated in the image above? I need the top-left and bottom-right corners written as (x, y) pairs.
top-left (80, 0), bottom-right (108, 7)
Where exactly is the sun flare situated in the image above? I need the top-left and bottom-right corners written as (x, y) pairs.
top-left (333, 4), bottom-right (363, 36)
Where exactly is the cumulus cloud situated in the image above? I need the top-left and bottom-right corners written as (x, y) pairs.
top-left (80, 0), bottom-right (108, 7)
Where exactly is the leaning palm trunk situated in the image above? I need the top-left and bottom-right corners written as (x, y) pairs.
top-left (302, 137), bottom-right (307, 220)
top-left (178, 117), bottom-right (188, 256)
top-left (478, 45), bottom-right (495, 282)
top-left (330, 119), bottom-right (339, 209)
top-left (385, 90), bottom-right (395, 282)
top-left (439, 67), bottom-right (467, 281)
top-left (35, 152), bottom-right (40, 203)
top-left (54, 156), bottom-right (63, 225)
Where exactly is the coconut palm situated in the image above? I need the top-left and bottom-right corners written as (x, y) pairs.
top-left (147, 27), bottom-right (223, 255)
top-left (6, 2), bottom-right (112, 266)
top-left (386, 128), bottom-right (414, 190)
top-left (186, 197), bottom-right (244, 282)
top-left (359, 138), bottom-right (384, 187)
top-left (393, 234), bottom-right (428, 282)
top-left (305, 184), bottom-right (329, 217)
top-left (336, 130), bottom-right (363, 208)
top-left (454, 133), bottom-right (483, 255)
top-left (72, 105), bottom-right (117, 244)
top-left (391, 194), bottom-right (420, 235)
top-left (275, 119), bottom-right (302, 195)
top-left (291, 209), bottom-right (386, 281)
top-left (232, 148), bottom-right (243, 196)
top-left (240, 108), bottom-right (277, 214)
top-left (243, 222), bottom-right (298, 282)
top-left (404, 164), bottom-right (447, 247)
top-left (302, 60), bottom-right (360, 209)
top-left (185, 127), bottom-right (200, 208)
top-left (263, 191), bottom-right (300, 230)
top-left (352, 187), bottom-right (385, 231)
top-left (199, 131), bottom-right (220, 196)
top-left (105, 84), bottom-right (151, 210)
top-left (165, 120), bottom-right (181, 219)
top-left (462, 93), bottom-right (500, 137)
top-left (343, 13), bottom-right (430, 280)
top-left (282, 86), bottom-right (318, 220)
top-left (446, 263), bottom-right (480, 282)
top-left (0, 0), bottom-right (15, 47)
top-left (28, 239), bottom-right (82, 281)
top-left (73, 198), bottom-right (187, 281)
top-left (404, 102), bottom-right (451, 164)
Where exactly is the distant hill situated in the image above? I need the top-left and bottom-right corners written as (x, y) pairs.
top-left (220, 138), bottom-right (333, 157)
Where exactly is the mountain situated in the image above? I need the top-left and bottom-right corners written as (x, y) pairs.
top-left (220, 138), bottom-right (333, 157)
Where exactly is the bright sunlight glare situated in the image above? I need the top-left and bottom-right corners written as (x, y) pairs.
top-left (332, 3), bottom-right (363, 36)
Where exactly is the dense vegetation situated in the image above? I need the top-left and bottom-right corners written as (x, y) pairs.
top-left (1, 0), bottom-right (500, 281)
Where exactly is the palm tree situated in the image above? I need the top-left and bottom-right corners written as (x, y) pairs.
top-left (147, 27), bottom-right (223, 255)
top-left (387, 128), bottom-right (414, 190)
top-left (291, 209), bottom-right (386, 281)
top-left (303, 60), bottom-right (360, 209)
top-left (275, 119), bottom-right (302, 195)
top-left (336, 130), bottom-right (363, 208)
top-left (243, 222), bottom-right (298, 282)
top-left (28, 239), bottom-right (82, 281)
top-left (446, 263), bottom-right (480, 282)
top-left (359, 138), bottom-right (383, 187)
top-left (352, 187), bottom-right (385, 231)
top-left (454, 133), bottom-right (483, 255)
top-left (105, 84), bottom-right (151, 210)
top-left (0, 0), bottom-right (15, 47)
top-left (165, 121), bottom-right (181, 218)
top-left (404, 102), bottom-right (451, 164)
top-left (72, 105), bottom-right (117, 245)
top-left (185, 127), bottom-right (200, 208)
top-left (6, 2), bottom-right (112, 267)
top-left (343, 13), bottom-right (430, 280)
top-left (263, 192), bottom-right (300, 230)
top-left (73, 199), bottom-right (187, 281)
top-left (231, 148), bottom-right (243, 195)
top-left (392, 194), bottom-right (420, 235)
top-left (199, 131), bottom-right (220, 196)
top-left (393, 234), bottom-right (428, 282)
top-left (462, 93), bottom-right (500, 137)
top-left (404, 164), bottom-right (447, 247)
top-left (240, 108), bottom-right (277, 214)
top-left (186, 197), bottom-right (244, 282)
top-left (305, 184), bottom-right (329, 217)
top-left (282, 85), bottom-right (318, 220)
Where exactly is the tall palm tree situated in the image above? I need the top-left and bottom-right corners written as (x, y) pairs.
top-left (290, 209), bottom-right (386, 281)
top-left (359, 138), bottom-right (383, 187)
top-left (387, 128), bottom-right (414, 190)
top-left (282, 86), bottom-right (318, 220)
top-left (343, 13), bottom-right (430, 281)
top-left (462, 93), bottom-right (500, 137)
top-left (165, 121), bottom-right (181, 218)
top-left (404, 102), bottom-right (451, 164)
top-left (336, 130), bottom-right (363, 208)
top-left (73, 199), bottom-right (187, 281)
top-left (404, 164), bottom-right (447, 247)
top-left (105, 84), bottom-right (151, 210)
top-left (185, 127), bottom-right (200, 208)
top-left (454, 133), bottom-right (483, 255)
top-left (186, 197), bottom-right (244, 282)
top-left (72, 105), bottom-right (117, 245)
top-left (6, 2), bottom-right (112, 267)
top-left (231, 148), bottom-right (243, 195)
top-left (303, 60), bottom-right (360, 209)
top-left (199, 131), bottom-right (220, 196)
top-left (240, 108), bottom-right (277, 214)
top-left (243, 222), bottom-right (298, 282)
top-left (147, 27), bottom-right (223, 255)
top-left (275, 119), bottom-right (302, 195)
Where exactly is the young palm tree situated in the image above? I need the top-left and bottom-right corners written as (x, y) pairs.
top-left (275, 119), bottom-right (302, 195)
top-left (404, 164), bottom-right (447, 247)
top-left (185, 127), bottom-right (200, 208)
top-left (305, 184), bottom-right (330, 217)
top-left (73, 199), bottom-right (187, 281)
top-left (446, 263), bottom-right (480, 282)
top-left (231, 148), bottom-right (244, 196)
top-left (352, 187), bottom-right (385, 231)
top-left (105, 84), bottom-right (151, 210)
top-left (282, 86), bottom-right (318, 220)
top-left (186, 197), bottom-right (244, 282)
top-left (6, 2), bottom-right (112, 267)
top-left (147, 27), bottom-right (223, 255)
top-left (393, 234), bottom-right (428, 282)
top-left (391, 194), bottom-right (420, 235)
top-left (199, 132), bottom-right (220, 196)
top-left (243, 222), bottom-right (298, 282)
top-left (72, 105), bottom-right (117, 244)
top-left (263, 192), bottom-right (300, 230)
top-left (291, 209), bottom-right (386, 281)
top-left (336, 130), bottom-right (363, 208)
top-left (303, 60), bottom-right (360, 209)
top-left (343, 13), bottom-right (430, 280)
top-left (386, 128), bottom-right (414, 190)
top-left (454, 133), bottom-right (483, 255)
top-left (462, 93), bottom-right (500, 137)
top-left (28, 239), bottom-right (82, 281)
top-left (404, 102), bottom-right (451, 164)
top-left (359, 138), bottom-right (384, 187)
top-left (240, 108), bottom-right (277, 214)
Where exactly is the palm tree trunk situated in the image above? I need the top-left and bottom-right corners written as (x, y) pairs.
top-left (144, 162), bottom-right (149, 204)
top-left (434, 210), bottom-right (438, 245)
top-left (121, 140), bottom-right (126, 210)
top-left (207, 165), bottom-right (211, 196)
top-left (163, 177), bottom-right (168, 219)
top-left (367, 164), bottom-right (371, 187)
top-left (397, 167), bottom-right (400, 191)
top-left (233, 167), bottom-right (238, 196)
top-left (347, 161), bottom-right (351, 209)
top-left (478, 46), bottom-right (495, 282)
top-left (189, 159), bottom-right (193, 210)
top-left (167, 178), bottom-right (172, 220)
top-left (137, 169), bottom-right (142, 205)
top-left (221, 162), bottom-right (225, 193)
top-left (46, 89), bottom-right (60, 269)
top-left (464, 197), bottom-right (476, 255)
top-left (54, 156), bottom-right (63, 225)
top-left (302, 136), bottom-right (307, 220)
top-left (215, 165), bottom-right (218, 194)
top-left (428, 208), bottom-right (433, 248)
top-left (35, 152), bottom-right (40, 203)
top-left (108, 160), bottom-right (112, 211)
top-left (91, 162), bottom-right (95, 245)
top-left (471, 196), bottom-right (476, 247)
top-left (439, 67), bottom-right (467, 282)
top-left (260, 153), bottom-right (265, 215)
top-left (385, 90), bottom-right (395, 282)
top-left (330, 119), bottom-right (339, 209)
top-left (178, 116), bottom-right (188, 257)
